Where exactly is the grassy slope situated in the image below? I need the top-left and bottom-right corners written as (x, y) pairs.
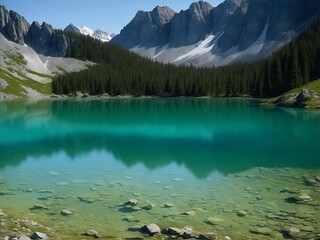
top-left (266, 79), bottom-right (320, 108)
top-left (0, 68), bottom-right (51, 97)
top-left (0, 50), bottom-right (52, 98)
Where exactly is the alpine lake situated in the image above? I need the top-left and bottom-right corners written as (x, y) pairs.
top-left (0, 98), bottom-right (319, 240)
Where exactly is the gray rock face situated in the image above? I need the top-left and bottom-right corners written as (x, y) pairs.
top-left (26, 22), bottom-right (70, 57)
top-left (111, 0), bottom-right (320, 67)
top-left (0, 5), bottom-right (30, 44)
top-left (169, 1), bottom-right (213, 46)
top-left (0, 5), bottom-right (71, 57)
top-left (111, 6), bottom-right (176, 48)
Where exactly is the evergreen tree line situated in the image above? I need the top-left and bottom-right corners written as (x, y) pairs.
top-left (52, 18), bottom-right (320, 97)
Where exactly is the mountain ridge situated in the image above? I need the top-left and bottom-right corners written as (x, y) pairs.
top-left (110, 0), bottom-right (320, 67)
top-left (64, 24), bottom-right (114, 42)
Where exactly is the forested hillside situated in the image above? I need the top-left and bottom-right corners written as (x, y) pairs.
top-left (52, 19), bottom-right (320, 97)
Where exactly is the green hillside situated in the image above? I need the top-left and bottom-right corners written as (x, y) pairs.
top-left (267, 79), bottom-right (320, 108)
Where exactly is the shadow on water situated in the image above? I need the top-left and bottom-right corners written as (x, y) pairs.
top-left (0, 99), bottom-right (319, 178)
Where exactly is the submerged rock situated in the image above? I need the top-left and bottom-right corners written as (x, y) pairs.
top-left (82, 230), bottom-right (100, 238)
top-left (199, 232), bottom-right (217, 240)
top-left (283, 226), bottom-right (300, 238)
top-left (141, 223), bottom-right (161, 235)
top-left (237, 210), bottom-right (247, 217)
top-left (181, 227), bottom-right (195, 239)
top-left (206, 217), bottom-right (224, 225)
top-left (167, 227), bottom-right (181, 235)
top-left (32, 204), bottom-right (50, 210)
top-left (19, 236), bottom-right (32, 240)
top-left (60, 209), bottom-right (74, 216)
top-left (31, 232), bottom-right (49, 239)
top-left (144, 203), bottom-right (155, 210)
top-left (125, 199), bottom-right (138, 206)
top-left (250, 227), bottom-right (273, 236)
top-left (164, 203), bottom-right (173, 208)
top-left (78, 196), bottom-right (95, 203)
top-left (294, 193), bottom-right (312, 202)
top-left (183, 211), bottom-right (196, 216)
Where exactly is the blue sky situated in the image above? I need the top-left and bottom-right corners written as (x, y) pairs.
top-left (2, 0), bottom-right (223, 34)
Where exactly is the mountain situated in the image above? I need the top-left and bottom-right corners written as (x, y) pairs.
top-left (64, 24), bottom-right (113, 42)
top-left (0, 5), bottom-right (70, 57)
top-left (0, 32), bottom-right (94, 98)
top-left (110, 0), bottom-right (320, 67)
top-left (0, 6), bottom-right (94, 98)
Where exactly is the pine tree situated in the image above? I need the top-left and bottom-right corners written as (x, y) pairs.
top-left (288, 44), bottom-right (301, 88)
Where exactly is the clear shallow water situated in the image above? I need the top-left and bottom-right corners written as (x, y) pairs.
top-left (0, 99), bottom-right (319, 239)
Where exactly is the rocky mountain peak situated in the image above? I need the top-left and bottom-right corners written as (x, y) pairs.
top-left (29, 21), bottom-right (41, 32)
top-left (64, 23), bottom-right (81, 34)
top-left (189, 1), bottom-right (213, 16)
top-left (151, 6), bottom-right (176, 26)
top-left (0, 5), bottom-right (30, 44)
top-left (41, 22), bottom-right (54, 34)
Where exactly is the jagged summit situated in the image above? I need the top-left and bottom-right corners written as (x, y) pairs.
top-left (0, 5), bottom-right (30, 44)
top-left (151, 6), bottom-right (176, 26)
top-left (65, 23), bottom-right (81, 34)
top-left (110, 0), bottom-right (320, 67)
top-left (189, 1), bottom-right (213, 14)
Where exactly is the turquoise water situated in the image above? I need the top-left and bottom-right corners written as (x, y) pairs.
top-left (0, 99), bottom-right (319, 239)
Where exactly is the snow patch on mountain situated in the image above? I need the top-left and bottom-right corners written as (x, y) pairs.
top-left (79, 26), bottom-right (94, 36)
top-left (174, 35), bottom-right (216, 62)
top-left (64, 24), bottom-right (113, 42)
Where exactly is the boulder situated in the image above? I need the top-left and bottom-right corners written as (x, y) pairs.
top-left (164, 203), bottom-right (173, 208)
top-left (206, 216), bottom-right (224, 225)
top-left (167, 227), bottom-right (181, 235)
top-left (76, 91), bottom-right (84, 98)
top-left (19, 236), bottom-right (31, 240)
top-left (144, 203), bottom-right (155, 210)
top-left (183, 211), bottom-right (196, 216)
top-left (30, 232), bottom-right (49, 240)
top-left (283, 227), bottom-right (300, 238)
top-left (296, 89), bottom-right (313, 102)
top-left (237, 210), bottom-right (247, 217)
top-left (181, 227), bottom-right (194, 239)
top-left (294, 193), bottom-right (312, 202)
top-left (141, 223), bottom-right (161, 235)
top-left (60, 209), bottom-right (74, 216)
top-left (250, 227), bottom-right (273, 236)
top-left (33, 204), bottom-right (50, 210)
top-left (82, 230), bottom-right (100, 238)
top-left (125, 199), bottom-right (138, 206)
top-left (199, 233), bottom-right (217, 240)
